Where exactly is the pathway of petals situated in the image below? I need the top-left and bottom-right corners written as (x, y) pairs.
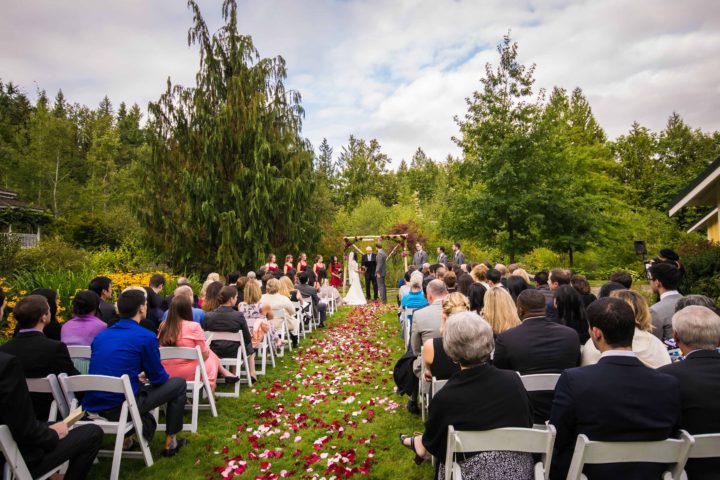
top-left (208, 304), bottom-right (409, 480)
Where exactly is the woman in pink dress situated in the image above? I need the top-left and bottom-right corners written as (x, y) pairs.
top-left (158, 296), bottom-right (238, 393)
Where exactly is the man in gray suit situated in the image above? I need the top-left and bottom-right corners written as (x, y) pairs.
top-left (375, 243), bottom-right (387, 304)
top-left (412, 242), bottom-right (428, 269)
top-left (436, 246), bottom-right (448, 266)
top-left (411, 280), bottom-right (449, 358)
top-left (649, 262), bottom-right (683, 341)
top-left (452, 242), bottom-right (465, 266)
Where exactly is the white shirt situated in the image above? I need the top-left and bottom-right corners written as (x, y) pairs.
top-left (660, 290), bottom-right (680, 300)
top-left (600, 349), bottom-right (636, 359)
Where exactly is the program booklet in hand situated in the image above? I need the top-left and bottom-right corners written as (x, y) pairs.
top-left (63, 406), bottom-right (84, 427)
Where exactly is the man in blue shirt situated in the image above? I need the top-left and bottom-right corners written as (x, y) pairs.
top-left (161, 285), bottom-right (204, 325)
top-left (82, 289), bottom-right (187, 457)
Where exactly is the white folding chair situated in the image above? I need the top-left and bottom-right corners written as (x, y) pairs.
top-left (158, 346), bottom-right (217, 433)
top-left (207, 331), bottom-right (252, 397)
top-left (26, 374), bottom-right (69, 422)
top-left (271, 308), bottom-right (292, 355)
top-left (419, 349), bottom-right (429, 422)
top-left (401, 308), bottom-right (416, 348)
top-left (518, 373), bottom-right (561, 392)
top-left (292, 302), bottom-right (308, 338)
top-left (0, 425), bottom-right (68, 480)
top-left (249, 318), bottom-right (275, 376)
top-left (302, 297), bottom-right (318, 328)
top-left (680, 433), bottom-right (720, 480)
top-left (431, 377), bottom-right (448, 397)
top-left (67, 345), bottom-right (92, 375)
top-left (444, 425), bottom-right (557, 480)
top-left (59, 374), bottom-right (153, 480)
top-left (566, 430), bottom-right (694, 480)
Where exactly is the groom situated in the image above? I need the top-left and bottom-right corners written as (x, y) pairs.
top-left (362, 246), bottom-right (378, 301)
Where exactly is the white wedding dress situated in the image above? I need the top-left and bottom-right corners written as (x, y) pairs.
top-left (343, 252), bottom-right (367, 305)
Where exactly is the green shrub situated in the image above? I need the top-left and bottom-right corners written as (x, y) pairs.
top-left (14, 238), bottom-right (88, 273)
top-left (678, 239), bottom-right (720, 303)
top-left (0, 234), bottom-right (21, 273)
top-left (10, 268), bottom-right (94, 318)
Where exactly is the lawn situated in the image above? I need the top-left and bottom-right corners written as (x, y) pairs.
top-left (88, 304), bottom-right (434, 479)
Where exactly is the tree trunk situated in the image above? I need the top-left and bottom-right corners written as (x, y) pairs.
top-left (568, 246), bottom-right (574, 267)
top-left (52, 151), bottom-right (60, 218)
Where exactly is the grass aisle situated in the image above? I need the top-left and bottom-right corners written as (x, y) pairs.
top-left (90, 304), bottom-right (433, 479)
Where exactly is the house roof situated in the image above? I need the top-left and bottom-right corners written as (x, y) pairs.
top-left (669, 156), bottom-right (720, 216)
top-left (687, 207), bottom-right (719, 234)
top-left (0, 188), bottom-right (44, 212)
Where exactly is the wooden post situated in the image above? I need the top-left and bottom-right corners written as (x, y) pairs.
top-left (343, 261), bottom-right (347, 295)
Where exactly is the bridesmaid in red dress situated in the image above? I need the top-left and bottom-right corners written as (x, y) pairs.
top-left (329, 255), bottom-right (343, 287)
top-left (313, 255), bottom-right (326, 277)
top-left (264, 254), bottom-right (279, 273)
top-left (283, 254), bottom-right (294, 274)
top-left (296, 252), bottom-right (308, 273)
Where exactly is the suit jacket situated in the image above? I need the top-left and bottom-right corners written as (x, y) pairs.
top-left (422, 364), bottom-right (533, 461)
top-left (412, 250), bottom-right (428, 269)
top-left (411, 300), bottom-right (443, 356)
top-left (296, 283), bottom-right (321, 310)
top-left (0, 353), bottom-right (60, 468)
top-left (549, 355), bottom-right (681, 480)
top-left (650, 293), bottom-right (682, 341)
top-left (97, 299), bottom-right (119, 324)
top-left (659, 350), bottom-right (720, 479)
top-left (376, 250), bottom-right (387, 277)
top-left (0, 331), bottom-right (79, 420)
top-left (361, 253), bottom-right (377, 277)
top-left (436, 252), bottom-right (448, 266)
top-left (493, 316), bottom-right (580, 423)
top-left (453, 250), bottom-right (465, 266)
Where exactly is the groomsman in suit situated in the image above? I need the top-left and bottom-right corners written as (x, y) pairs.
top-left (362, 246), bottom-right (378, 301)
top-left (659, 306), bottom-right (720, 480)
top-left (452, 242), bottom-right (465, 266)
top-left (375, 243), bottom-right (387, 304)
top-left (436, 246), bottom-right (448, 266)
top-left (549, 297), bottom-right (681, 480)
top-left (412, 242), bottom-right (428, 269)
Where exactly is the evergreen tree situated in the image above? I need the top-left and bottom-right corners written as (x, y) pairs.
top-left (139, 0), bottom-right (316, 271)
top-left (336, 135), bottom-right (394, 208)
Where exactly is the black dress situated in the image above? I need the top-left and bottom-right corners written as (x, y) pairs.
top-left (430, 337), bottom-right (461, 380)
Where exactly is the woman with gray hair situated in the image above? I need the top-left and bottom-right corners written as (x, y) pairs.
top-left (400, 271), bottom-right (429, 310)
top-left (400, 311), bottom-right (534, 479)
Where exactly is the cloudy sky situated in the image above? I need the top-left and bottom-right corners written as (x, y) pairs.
top-left (1, 0), bottom-right (719, 167)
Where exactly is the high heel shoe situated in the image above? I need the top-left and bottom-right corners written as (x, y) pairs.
top-left (399, 433), bottom-right (426, 465)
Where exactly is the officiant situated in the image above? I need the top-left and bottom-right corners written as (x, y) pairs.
top-left (361, 246), bottom-right (378, 301)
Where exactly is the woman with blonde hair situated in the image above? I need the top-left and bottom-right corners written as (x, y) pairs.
top-left (261, 278), bottom-right (299, 348)
top-left (581, 289), bottom-right (671, 368)
top-left (237, 280), bottom-right (285, 350)
top-left (199, 273), bottom-right (221, 307)
top-left (422, 292), bottom-right (470, 382)
top-left (482, 287), bottom-right (521, 336)
top-left (510, 268), bottom-right (530, 284)
top-left (470, 264), bottom-right (489, 286)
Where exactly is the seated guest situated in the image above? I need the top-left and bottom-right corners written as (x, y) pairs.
top-left (162, 285), bottom-right (205, 325)
top-left (582, 289), bottom-right (670, 368)
top-left (443, 271), bottom-right (457, 293)
top-left (82, 289), bottom-right (187, 457)
top-left (505, 275), bottom-right (529, 303)
top-left (422, 293), bottom-right (468, 383)
top-left (262, 278), bottom-right (299, 347)
top-left (204, 286), bottom-right (256, 382)
top-left (238, 280), bottom-right (284, 350)
top-left (570, 274), bottom-right (596, 308)
top-left (0, 352), bottom-right (103, 480)
top-left (400, 312), bottom-right (534, 479)
top-left (649, 262), bottom-right (683, 342)
top-left (201, 281), bottom-right (224, 313)
top-left (456, 270), bottom-right (473, 296)
top-left (466, 283), bottom-right (487, 317)
top-left (510, 267), bottom-right (531, 284)
top-left (117, 287), bottom-right (159, 332)
top-left (61, 290), bottom-right (107, 346)
top-left (0, 295), bottom-right (79, 420)
top-left (89, 275), bottom-right (118, 324)
top-left (411, 280), bottom-right (449, 357)
top-left (29, 288), bottom-right (62, 341)
top-left (470, 264), bottom-right (490, 288)
top-left (296, 272), bottom-right (327, 328)
top-left (199, 274), bottom-right (221, 308)
top-left (675, 294), bottom-right (719, 314)
top-left (659, 306), bottom-right (720, 480)
top-left (549, 297), bottom-right (681, 480)
top-left (401, 271), bottom-right (429, 310)
top-left (397, 271), bottom-right (412, 304)
top-left (159, 295), bottom-right (238, 392)
top-left (609, 271), bottom-right (633, 289)
top-left (235, 276), bottom-right (248, 303)
top-left (318, 272), bottom-right (343, 307)
top-left (545, 268), bottom-right (570, 321)
top-left (534, 270), bottom-right (554, 304)
top-left (278, 275), bottom-right (302, 303)
top-left (494, 289), bottom-right (580, 424)
top-left (144, 274), bottom-right (166, 328)
top-left (598, 281), bottom-right (625, 299)
top-left (481, 286), bottom-right (520, 337)
top-left (554, 285), bottom-right (590, 344)
top-left (485, 268), bottom-right (503, 288)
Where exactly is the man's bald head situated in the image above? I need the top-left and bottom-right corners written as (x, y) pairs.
top-left (427, 279), bottom-right (449, 303)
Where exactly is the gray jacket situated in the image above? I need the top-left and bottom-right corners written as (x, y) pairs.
top-left (413, 250), bottom-right (428, 269)
top-left (453, 250), bottom-right (465, 266)
top-left (376, 249), bottom-right (387, 277)
top-left (437, 253), bottom-right (448, 266)
top-left (650, 292), bottom-right (683, 341)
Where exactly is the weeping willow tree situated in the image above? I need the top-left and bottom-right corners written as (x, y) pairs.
top-left (139, 0), bottom-right (317, 272)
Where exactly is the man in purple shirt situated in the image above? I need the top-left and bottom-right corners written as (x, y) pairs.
top-left (82, 289), bottom-right (187, 457)
top-left (61, 290), bottom-right (107, 346)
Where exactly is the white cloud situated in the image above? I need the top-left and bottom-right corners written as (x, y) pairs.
top-left (1, 0), bottom-right (719, 167)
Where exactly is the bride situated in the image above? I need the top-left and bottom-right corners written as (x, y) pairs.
top-left (343, 252), bottom-right (367, 305)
